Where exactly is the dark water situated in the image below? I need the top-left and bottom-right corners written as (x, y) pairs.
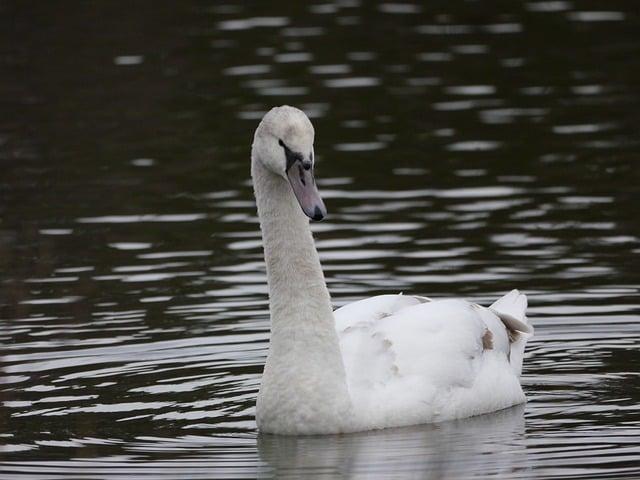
top-left (1, 1), bottom-right (640, 478)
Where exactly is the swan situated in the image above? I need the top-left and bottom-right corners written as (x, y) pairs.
top-left (252, 105), bottom-right (534, 435)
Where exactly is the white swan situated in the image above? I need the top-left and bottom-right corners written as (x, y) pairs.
top-left (252, 105), bottom-right (533, 435)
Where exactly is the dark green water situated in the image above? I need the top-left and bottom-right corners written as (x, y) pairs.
top-left (1, 1), bottom-right (639, 478)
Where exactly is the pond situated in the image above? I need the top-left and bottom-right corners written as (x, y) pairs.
top-left (1, 1), bottom-right (639, 478)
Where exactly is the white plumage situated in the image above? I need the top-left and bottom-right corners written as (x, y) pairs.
top-left (251, 106), bottom-right (534, 435)
top-left (336, 291), bottom-right (532, 430)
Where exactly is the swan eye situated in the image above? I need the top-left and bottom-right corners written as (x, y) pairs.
top-left (279, 139), bottom-right (301, 171)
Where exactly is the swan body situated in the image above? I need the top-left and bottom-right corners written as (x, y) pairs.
top-left (252, 106), bottom-right (533, 435)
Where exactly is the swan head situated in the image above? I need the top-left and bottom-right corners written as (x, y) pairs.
top-left (253, 105), bottom-right (326, 221)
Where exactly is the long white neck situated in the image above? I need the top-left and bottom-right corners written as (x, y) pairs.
top-left (252, 155), bottom-right (353, 434)
top-left (252, 157), bottom-right (332, 335)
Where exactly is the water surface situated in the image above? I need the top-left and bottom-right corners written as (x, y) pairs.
top-left (1, 1), bottom-right (640, 478)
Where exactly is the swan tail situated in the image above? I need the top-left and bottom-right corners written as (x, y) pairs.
top-left (489, 290), bottom-right (533, 377)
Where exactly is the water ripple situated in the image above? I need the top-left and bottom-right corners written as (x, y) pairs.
top-left (2, 0), bottom-right (640, 478)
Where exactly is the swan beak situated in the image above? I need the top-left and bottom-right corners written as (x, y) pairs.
top-left (286, 161), bottom-right (327, 221)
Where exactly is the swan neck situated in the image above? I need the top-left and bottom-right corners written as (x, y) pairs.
top-left (251, 157), bottom-right (333, 332)
top-left (252, 153), bottom-right (354, 433)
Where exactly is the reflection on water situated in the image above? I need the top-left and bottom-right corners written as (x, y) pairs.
top-left (1, 0), bottom-right (640, 478)
top-left (258, 406), bottom-right (527, 479)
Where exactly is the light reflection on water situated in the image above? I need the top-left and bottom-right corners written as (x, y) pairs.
top-left (1, 0), bottom-right (640, 478)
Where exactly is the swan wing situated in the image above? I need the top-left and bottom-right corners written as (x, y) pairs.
top-left (334, 294), bottom-right (431, 332)
top-left (335, 295), bottom-right (528, 428)
top-left (337, 298), bottom-right (489, 392)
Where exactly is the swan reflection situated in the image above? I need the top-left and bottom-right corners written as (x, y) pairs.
top-left (258, 404), bottom-right (527, 479)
